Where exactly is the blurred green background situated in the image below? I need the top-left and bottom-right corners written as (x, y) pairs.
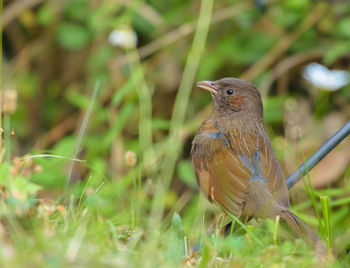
top-left (1, 0), bottom-right (350, 266)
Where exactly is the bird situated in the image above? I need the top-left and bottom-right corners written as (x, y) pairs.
top-left (191, 77), bottom-right (327, 257)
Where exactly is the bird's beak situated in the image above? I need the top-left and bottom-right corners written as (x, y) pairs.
top-left (196, 81), bottom-right (218, 95)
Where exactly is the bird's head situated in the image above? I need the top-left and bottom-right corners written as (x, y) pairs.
top-left (196, 77), bottom-right (263, 119)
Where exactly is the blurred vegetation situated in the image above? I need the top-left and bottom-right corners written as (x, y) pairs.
top-left (1, 0), bottom-right (350, 267)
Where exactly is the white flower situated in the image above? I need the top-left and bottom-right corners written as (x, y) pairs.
top-left (302, 62), bottom-right (350, 91)
top-left (108, 26), bottom-right (138, 49)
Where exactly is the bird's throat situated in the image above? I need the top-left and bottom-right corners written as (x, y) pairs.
top-left (214, 112), bottom-right (265, 138)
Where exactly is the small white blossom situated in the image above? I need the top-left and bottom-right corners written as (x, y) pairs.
top-left (302, 62), bottom-right (350, 91)
top-left (108, 26), bottom-right (138, 49)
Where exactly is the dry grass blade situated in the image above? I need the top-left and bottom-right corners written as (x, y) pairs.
top-left (259, 48), bottom-right (327, 97)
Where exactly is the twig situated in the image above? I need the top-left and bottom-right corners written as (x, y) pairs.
top-left (114, 0), bottom-right (164, 27)
top-left (240, 2), bottom-right (328, 82)
top-left (138, 1), bottom-right (250, 60)
top-left (3, 0), bottom-right (44, 28)
top-left (259, 48), bottom-right (327, 97)
top-left (110, 1), bottom-right (251, 70)
top-left (3, 0), bottom-right (163, 29)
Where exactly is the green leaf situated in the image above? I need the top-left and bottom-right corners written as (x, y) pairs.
top-left (132, 13), bottom-right (154, 35)
top-left (336, 17), bottom-right (350, 38)
top-left (37, 4), bottom-right (55, 26)
top-left (31, 137), bottom-right (75, 188)
top-left (66, 90), bottom-right (91, 109)
top-left (111, 78), bottom-right (135, 106)
top-left (56, 22), bottom-right (90, 50)
top-left (13, 176), bottom-right (42, 195)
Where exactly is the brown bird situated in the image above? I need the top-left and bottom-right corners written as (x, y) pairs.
top-left (191, 78), bottom-right (327, 256)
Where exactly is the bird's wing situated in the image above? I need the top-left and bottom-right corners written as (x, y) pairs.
top-left (191, 119), bottom-right (251, 216)
top-left (191, 119), bottom-right (287, 216)
top-left (259, 137), bottom-right (288, 206)
top-left (227, 129), bottom-right (288, 206)
top-left (227, 130), bottom-right (283, 192)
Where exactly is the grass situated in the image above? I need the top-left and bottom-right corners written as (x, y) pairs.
top-left (64, 81), bottom-right (101, 200)
top-left (1, 141), bottom-right (350, 267)
top-left (320, 195), bottom-right (331, 250)
top-left (1, 1), bottom-right (350, 267)
top-left (1, 98), bottom-right (349, 268)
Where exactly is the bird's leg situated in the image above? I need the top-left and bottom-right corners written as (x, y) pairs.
top-left (206, 213), bottom-right (227, 236)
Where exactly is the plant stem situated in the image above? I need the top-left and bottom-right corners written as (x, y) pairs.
top-left (148, 0), bottom-right (214, 233)
top-left (64, 82), bottom-right (101, 201)
top-left (320, 195), bottom-right (331, 249)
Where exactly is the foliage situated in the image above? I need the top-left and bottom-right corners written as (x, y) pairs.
top-left (1, 0), bottom-right (350, 267)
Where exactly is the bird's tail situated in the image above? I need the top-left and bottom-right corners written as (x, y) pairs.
top-left (279, 209), bottom-right (327, 257)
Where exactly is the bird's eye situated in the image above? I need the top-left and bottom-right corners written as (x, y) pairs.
top-left (226, 89), bottom-right (234, 95)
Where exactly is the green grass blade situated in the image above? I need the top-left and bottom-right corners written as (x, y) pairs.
top-left (320, 195), bottom-right (331, 249)
top-left (298, 135), bottom-right (324, 234)
top-left (64, 82), bottom-right (101, 200)
top-left (273, 215), bottom-right (280, 246)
